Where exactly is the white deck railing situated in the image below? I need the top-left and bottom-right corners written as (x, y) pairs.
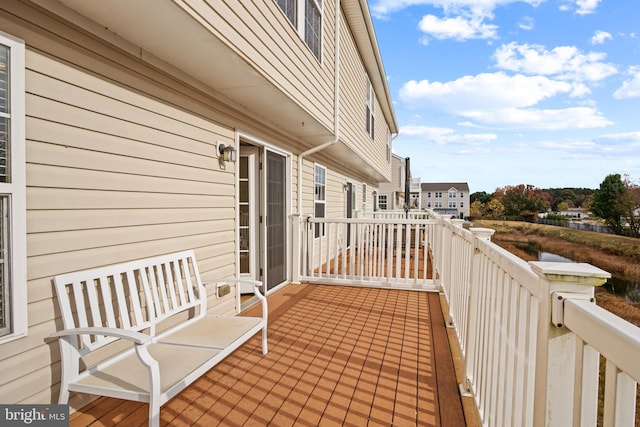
top-left (292, 212), bottom-right (640, 426)
top-left (292, 214), bottom-right (438, 290)
top-left (357, 210), bottom-right (430, 220)
top-left (436, 216), bottom-right (639, 427)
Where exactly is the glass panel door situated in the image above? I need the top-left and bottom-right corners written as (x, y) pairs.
top-left (265, 150), bottom-right (287, 290)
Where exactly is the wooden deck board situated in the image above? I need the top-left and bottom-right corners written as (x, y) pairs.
top-left (69, 284), bottom-right (466, 426)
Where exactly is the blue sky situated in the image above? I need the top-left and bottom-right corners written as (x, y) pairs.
top-left (369, 0), bottom-right (640, 193)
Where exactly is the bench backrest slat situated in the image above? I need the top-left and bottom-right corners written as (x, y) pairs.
top-left (125, 270), bottom-right (145, 327)
top-left (182, 256), bottom-right (196, 303)
top-left (98, 276), bottom-right (117, 328)
top-left (53, 250), bottom-right (207, 353)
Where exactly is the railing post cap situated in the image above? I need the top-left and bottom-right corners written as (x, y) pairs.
top-left (451, 219), bottom-right (465, 227)
top-left (529, 261), bottom-right (611, 286)
top-left (469, 227), bottom-right (495, 240)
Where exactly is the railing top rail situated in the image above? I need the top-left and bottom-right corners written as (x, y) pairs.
top-left (564, 298), bottom-right (640, 382)
top-left (304, 217), bottom-right (437, 225)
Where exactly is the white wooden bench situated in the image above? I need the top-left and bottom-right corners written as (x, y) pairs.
top-left (50, 250), bottom-right (268, 427)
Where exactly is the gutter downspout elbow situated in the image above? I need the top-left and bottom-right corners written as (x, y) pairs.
top-left (297, 0), bottom-right (341, 216)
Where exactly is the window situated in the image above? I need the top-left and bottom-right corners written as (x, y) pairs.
top-left (435, 201), bottom-right (442, 208)
top-left (305, 0), bottom-right (322, 60)
top-left (449, 201), bottom-right (457, 208)
top-left (435, 192), bottom-right (442, 198)
top-left (460, 202), bottom-right (464, 208)
top-left (460, 192), bottom-right (464, 198)
top-left (427, 201), bottom-right (432, 208)
top-left (362, 183), bottom-right (367, 211)
top-left (0, 32), bottom-right (26, 343)
top-left (448, 191), bottom-right (457, 198)
top-left (277, 0), bottom-right (296, 23)
top-left (378, 195), bottom-right (388, 210)
top-left (276, 0), bottom-right (322, 61)
top-left (366, 76), bottom-right (375, 139)
top-left (314, 164), bottom-right (326, 237)
top-left (427, 192), bottom-right (431, 198)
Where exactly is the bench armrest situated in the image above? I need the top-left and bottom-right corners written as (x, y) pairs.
top-left (205, 278), bottom-right (268, 319)
top-left (50, 327), bottom-right (151, 345)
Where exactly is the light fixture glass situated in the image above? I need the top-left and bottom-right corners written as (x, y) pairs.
top-left (218, 144), bottom-right (237, 163)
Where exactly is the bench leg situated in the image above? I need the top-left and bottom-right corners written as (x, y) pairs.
top-left (149, 402), bottom-right (160, 427)
top-left (262, 326), bottom-right (268, 355)
top-left (57, 337), bottom-right (77, 404)
top-left (135, 345), bottom-right (161, 427)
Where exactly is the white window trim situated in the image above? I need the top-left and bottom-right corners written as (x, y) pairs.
top-left (366, 75), bottom-right (375, 139)
top-left (0, 31), bottom-right (27, 344)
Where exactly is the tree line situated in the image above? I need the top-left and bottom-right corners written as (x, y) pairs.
top-left (469, 174), bottom-right (640, 237)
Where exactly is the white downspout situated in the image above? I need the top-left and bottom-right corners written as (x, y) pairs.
top-left (297, 0), bottom-right (341, 215)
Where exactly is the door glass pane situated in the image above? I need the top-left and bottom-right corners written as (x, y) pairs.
top-left (266, 151), bottom-right (286, 290)
top-left (239, 181), bottom-right (249, 203)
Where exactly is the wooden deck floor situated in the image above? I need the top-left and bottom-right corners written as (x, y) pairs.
top-left (69, 284), bottom-right (466, 426)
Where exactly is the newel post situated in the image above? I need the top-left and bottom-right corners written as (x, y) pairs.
top-left (529, 262), bottom-right (610, 427)
top-left (291, 214), bottom-right (301, 284)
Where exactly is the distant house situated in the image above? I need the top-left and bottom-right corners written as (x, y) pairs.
top-left (421, 183), bottom-right (470, 218)
top-left (376, 154), bottom-right (420, 210)
top-left (0, 0), bottom-right (397, 411)
top-left (558, 208), bottom-right (590, 219)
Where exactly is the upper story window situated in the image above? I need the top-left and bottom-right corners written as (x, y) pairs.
top-left (314, 164), bottom-right (326, 237)
top-left (460, 192), bottom-right (464, 198)
top-left (435, 192), bottom-right (442, 198)
top-left (448, 191), bottom-right (457, 198)
top-left (427, 192), bottom-right (431, 198)
top-left (276, 0), bottom-right (323, 61)
top-left (366, 76), bottom-right (375, 139)
top-left (0, 31), bottom-right (26, 343)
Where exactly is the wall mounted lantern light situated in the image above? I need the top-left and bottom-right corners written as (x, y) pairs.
top-left (218, 143), bottom-right (237, 163)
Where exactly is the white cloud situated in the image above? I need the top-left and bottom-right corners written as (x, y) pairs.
top-left (613, 67), bottom-right (640, 99)
top-left (400, 125), bottom-right (497, 145)
top-left (399, 72), bottom-right (577, 110)
top-left (418, 14), bottom-right (498, 41)
top-left (518, 17), bottom-right (535, 31)
top-left (461, 107), bottom-right (612, 129)
top-left (591, 30), bottom-right (612, 45)
top-left (558, 0), bottom-right (601, 15)
top-left (493, 42), bottom-right (617, 82)
top-left (370, 0), bottom-right (544, 19)
top-left (575, 0), bottom-right (602, 15)
top-left (399, 73), bottom-right (612, 130)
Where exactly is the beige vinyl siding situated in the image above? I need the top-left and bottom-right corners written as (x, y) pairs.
top-left (0, 3), bottom-right (242, 407)
top-left (177, 0), bottom-right (336, 130)
top-left (337, 10), bottom-right (389, 180)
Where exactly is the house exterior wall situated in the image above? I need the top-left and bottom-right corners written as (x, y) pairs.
top-left (0, 0), bottom-right (396, 410)
top-left (337, 9), bottom-right (390, 181)
top-left (377, 154), bottom-right (406, 210)
top-left (421, 183), bottom-right (471, 219)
